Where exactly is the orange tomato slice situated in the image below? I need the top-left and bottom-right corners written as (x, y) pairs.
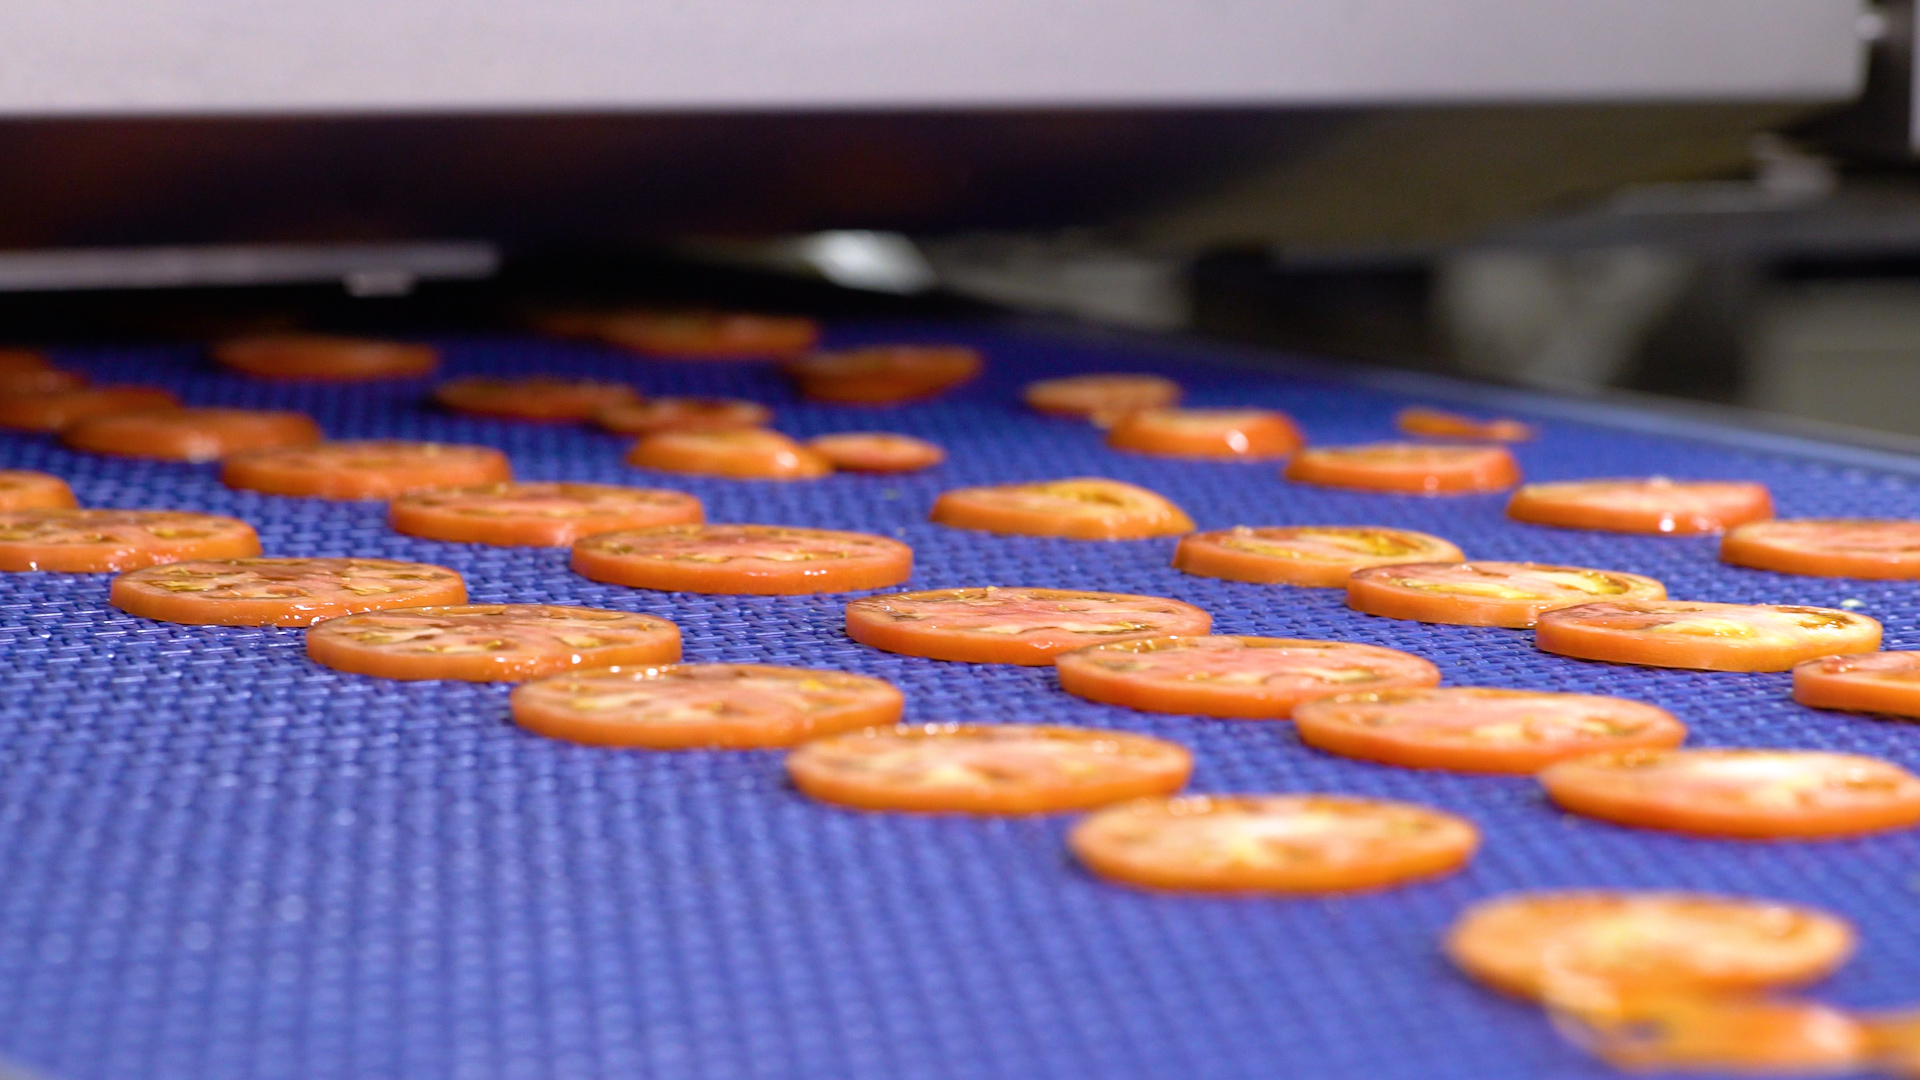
top-left (1863, 1010), bottom-right (1920, 1078)
top-left (1054, 636), bottom-right (1439, 719)
top-left (223, 440), bottom-right (512, 499)
top-left (0, 348), bottom-right (48, 373)
top-left (307, 604), bottom-right (679, 681)
top-left (1347, 561), bottom-right (1667, 629)
top-left (571, 524), bottom-right (911, 595)
top-left (0, 471), bottom-right (76, 511)
top-left (0, 509), bottom-right (260, 572)
top-left (596, 397), bottom-right (771, 435)
top-left (1024, 373), bottom-right (1181, 424)
top-left (807, 432), bottom-right (945, 473)
top-left (930, 477), bottom-right (1193, 540)
top-left (786, 723), bottom-right (1192, 814)
top-left (0, 386), bottom-right (180, 432)
top-left (389, 482), bottom-right (703, 547)
top-left (1293, 687), bottom-right (1686, 773)
top-left (1793, 651), bottom-right (1920, 718)
top-left (586, 310), bottom-right (820, 358)
top-left (511, 663), bottom-right (903, 749)
top-left (0, 368), bottom-right (87, 395)
top-left (62, 408), bottom-right (323, 462)
top-left (1535, 600), bottom-right (1881, 671)
top-left (626, 428), bottom-right (830, 480)
top-left (1286, 442), bottom-right (1520, 494)
top-left (1508, 478), bottom-right (1773, 534)
top-left (1549, 993), bottom-right (1865, 1074)
top-left (1395, 406), bottom-right (1535, 442)
top-left (1106, 408), bottom-right (1302, 459)
top-left (1069, 793), bottom-right (1478, 894)
top-left (846, 587), bottom-right (1212, 665)
top-left (213, 334), bottom-right (438, 380)
top-left (1172, 525), bottom-right (1463, 587)
top-left (784, 345), bottom-right (982, 404)
top-left (1722, 519), bottom-right (1920, 579)
top-left (434, 376), bottom-right (640, 421)
top-left (110, 557), bottom-right (466, 626)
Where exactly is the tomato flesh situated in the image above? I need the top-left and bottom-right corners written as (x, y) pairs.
top-left (223, 440), bottom-right (513, 499)
top-left (0, 471), bottom-right (77, 511)
top-left (1535, 600), bottom-right (1881, 671)
top-left (435, 376), bottom-right (640, 421)
top-left (1793, 651), bottom-right (1920, 718)
top-left (110, 557), bottom-right (466, 625)
top-left (626, 428), bottom-right (830, 480)
top-left (784, 345), bottom-right (981, 403)
top-left (213, 335), bottom-right (438, 380)
top-left (1507, 478), bottom-right (1772, 534)
top-left (1106, 408), bottom-right (1302, 459)
top-left (1294, 688), bottom-right (1686, 773)
top-left (389, 483), bottom-right (703, 547)
top-left (1285, 442), bottom-right (1520, 494)
top-left (0, 386), bottom-right (180, 432)
top-left (1347, 561), bottom-right (1667, 628)
top-left (0, 509), bottom-right (260, 572)
top-left (1173, 525), bottom-right (1463, 587)
top-left (1396, 406), bottom-right (1534, 442)
top-left (62, 408), bottom-right (323, 462)
top-left (597, 397), bottom-right (771, 435)
top-left (808, 432), bottom-right (945, 473)
top-left (930, 477), bottom-right (1193, 540)
top-left (1024, 373), bottom-right (1181, 424)
top-left (1723, 519), bottom-right (1920, 579)
top-left (512, 663), bottom-right (903, 749)
top-left (571, 524), bottom-right (911, 595)
top-left (1054, 635), bottom-right (1440, 719)
top-left (307, 604), bottom-right (680, 681)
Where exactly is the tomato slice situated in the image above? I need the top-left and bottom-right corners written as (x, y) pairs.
top-left (1793, 651), bottom-right (1920, 717)
top-left (1054, 636), bottom-right (1440, 719)
top-left (1347, 561), bottom-right (1667, 628)
top-left (1549, 994), bottom-right (1865, 1074)
top-left (930, 477), bottom-right (1194, 540)
top-left (1863, 1011), bottom-right (1920, 1077)
top-left (1069, 793), bottom-right (1478, 893)
top-left (433, 376), bottom-right (641, 421)
top-left (596, 397), bottom-right (772, 435)
top-left (846, 586), bottom-right (1212, 665)
top-left (110, 557), bottom-right (466, 626)
top-left (626, 428), bottom-right (830, 480)
top-left (1539, 747), bottom-right (1920, 839)
top-left (1395, 406), bottom-right (1535, 442)
top-left (1535, 600), bottom-right (1881, 671)
top-left (1172, 525), bottom-right (1464, 587)
top-left (786, 723), bottom-right (1192, 814)
top-left (1023, 373), bottom-right (1181, 424)
top-left (1293, 687), bottom-right (1686, 773)
top-left (807, 432), bottom-right (945, 473)
top-left (0, 471), bottom-right (76, 511)
top-left (783, 345), bottom-right (982, 404)
top-left (0, 509), bottom-right (260, 572)
top-left (587, 310), bottom-right (820, 358)
top-left (61, 408), bottom-right (322, 462)
top-left (571, 523), bottom-right (912, 595)
top-left (0, 348), bottom-right (48, 373)
top-left (1445, 891), bottom-right (1857, 1002)
top-left (306, 604), bottom-right (680, 681)
top-left (222, 440), bottom-right (512, 499)
top-left (0, 386), bottom-right (180, 432)
top-left (213, 334), bottom-right (438, 380)
top-left (1106, 408), bottom-right (1303, 459)
top-left (389, 482), bottom-right (703, 547)
top-left (511, 663), bottom-right (903, 749)
top-left (0, 368), bottom-right (87, 395)
top-left (1507, 478), bottom-right (1773, 534)
top-left (1722, 519), bottom-right (1920, 579)
top-left (1285, 442), bottom-right (1520, 494)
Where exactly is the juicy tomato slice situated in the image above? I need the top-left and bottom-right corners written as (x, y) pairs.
top-left (0, 509), bottom-right (260, 572)
top-left (1347, 561), bottom-right (1667, 629)
top-left (62, 408), bottom-right (323, 462)
top-left (807, 432), bottom-right (945, 473)
top-left (597, 397), bottom-right (771, 435)
top-left (222, 440), bottom-right (512, 499)
top-left (846, 587), bottom-right (1212, 665)
top-left (571, 523), bottom-right (912, 595)
top-left (1024, 373), bottom-right (1181, 424)
top-left (433, 375), bottom-right (641, 421)
top-left (1863, 1011), bottom-right (1920, 1078)
top-left (1069, 793), bottom-right (1478, 894)
top-left (389, 482), bottom-right (703, 547)
top-left (587, 310), bottom-right (820, 358)
top-left (930, 477), bottom-right (1194, 540)
top-left (1106, 408), bottom-right (1303, 459)
top-left (1539, 747), bottom-right (1920, 839)
top-left (1445, 891), bottom-right (1857, 1002)
top-left (1535, 600), bottom-right (1882, 671)
top-left (307, 604), bottom-right (680, 681)
top-left (626, 428), bottom-right (830, 480)
top-left (1794, 651), bottom-right (1920, 718)
top-left (784, 345), bottom-right (982, 404)
top-left (1172, 525), bottom-right (1463, 587)
top-left (1395, 406), bottom-right (1535, 442)
top-left (213, 334), bottom-right (438, 380)
top-left (1054, 636), bottom-right (1440, 719)
top-left (1508, 478), bottom-right (1773, 535)
top-left (1722, 519), bottom-right (1920, 579)
top-left (1293, 687), bottom-right (1686, 773)
top-left (110, 557), bottom-right (466, 626)
top-left (0, 368), bottom-right (87, 395)
top-left (1286, 442), bottom-right (1520, 494)
top-left (786, 723), bottom-right (1192, 814)
top-left (0, 471), bottom-right (77, 511)
top-left (1550, 994), bottom-right (1865, 1074)
top-left (0, 386), bottom-right (180, 432)
top-left (511, 663), bottom-right (903, 749)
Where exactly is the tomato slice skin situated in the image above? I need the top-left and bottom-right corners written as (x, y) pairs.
top-left (1024, 373), bottom-right (1181, 424)
top-left (1054, 635), bottom-right (1440, 719)
top-left (222, 440), bottom-right (513, 499)
top-left (110, 557), bottom-right (466, 625)
top-left (1172, 525), bottom-right (1463, 587)
top-left (1285, 442), bottom-right (1520, 494)
top-left (0, 386), bottom-right (180, 432)
top-left (784, 345), bottom-right (982, 404)
top-left (596, 397), bottom-right (772, 435)
top-left (1722, 519), bottom-right (1920, 579)
top-left (1069, 793), bottom-right (1478, 894)
top-left (1347, 561), bottom-right (1667, 628)
top-left (1535, 600), bottom-right (1882, 672)
top-left (1395, 406), bottom-right (1535, 442)
top-left (0, 509), bottom-right (260, 572)
top-left (1793, 651), bottom-right (1920, 718)
top-left (306, 604), bottom-right (680, 681)
top-left (571, 524), bottom-right (912, 595)
top-left (1106, 408), bottom-right (1303, 459)
top-left (845, 587), bottom-right (1212, 665)
top-left (511, 663), bottom-right (903, 749)
top-left (930, 477), bottom-right (1194, 540)
top-left (626, 428), bottom-right (831, 480)
top-left (1293, 687), bottom-right (1686, 773)
top-left (0, 471), bottom-right (77, 511)
top-left (807, 432), bottom-right (946, 473)
top-left (213, 335), bottom-right (438, 380)
top-left (1550, 994), bottom-right (1866, 1075)
top-left (434, 376), bottom-right (641, 421)
top-left (1507, 478), bottom-right (1773, 534)
top-left (62, 408), bottom-right (323, 462)
top-left (581, 310), bottom-right (820, 358)
top-left (389, 482), bottom-right (703, 547)
top-left (786, 723), bottom-right (1192, 814)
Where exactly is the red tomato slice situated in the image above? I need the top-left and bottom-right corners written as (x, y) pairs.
top-left (110, 557), bottom-right (466, 626)
top-left (1069, 793), bottom-right (1478, 894)
top-left (786, 723), bottom-right (1192, 814)
top-left (784, 345), bottom-right (982, 404)
top-left (307, 604), bottom-right (680, 681)
top-left (807, 432), bottom-right (945, 473)
top-left (0, 386), bottom-right (180, 432)
top-left (1293, 687), bottom-right (1686, 773)
top-left (433, 376), bottom-right (640, 421)
top-left (213, 335), bottom-right (438, 380)
top-left (1054, 636), bottom-right (1439, 719)
top-left (930, 477), bottom-right (1193, 540)
top-left (1508, 478), bottom-right (1773, 534)
top-left (1172, 525), bottom-right (1464, 587)
top-left (0, 368), bottom-right (87, 395)
top-left (1539, 747), bottom-right (1920, 839)
top-left (586, 310), bottom-right (820, 358)
top-left (511, 663), bottom-right (903, 749)
top-left (0, 471), bottom-right (76, 511)
top-left (1794, 651), bottom-right (1920, 717)
top-left (1535, 600), bottom-right (1882, 671)
top-left (0, 509), bottom-right (260, 572)
top-left (1285, 442), bottom-right (1520, 494)
top-left (1024, 373), bottom-right (1181, 424)
top-left (1550, 994), bottom-right (1865, 1074)
top-left (389, 482), bottom-right (703, 547)
top-left (62, 408), bottom-right (322, 462)
top-left (626, 428), bottom-right (830, 480)
top-left (222, 440), bottom-right (512, 499)
top-left (1395, 406), bottom-right (1535, 442)
top-left (845, 587), bottom-right (1212, 665)
top-left (1106, 408), bottom-right (1302, 459)
top-left (1722, 519), bottom-right (1920, 579)
top-left (1347, 561), bottom-right (1667, 628)
top-left (0, 348), bottom-right (48, 373)
top-left (597, 397), bottom-right (771, 435)
top-left (571, 524), bottom-right (912, 595)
